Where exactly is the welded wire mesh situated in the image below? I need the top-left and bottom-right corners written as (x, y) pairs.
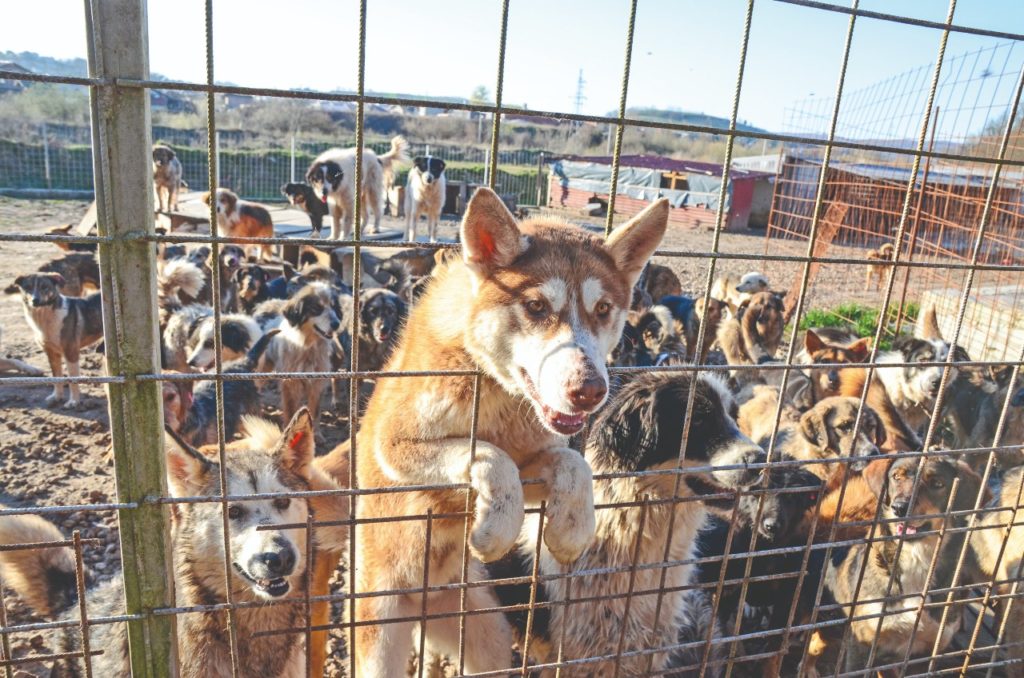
top-left (1, 1), bottom-right (1024, 677)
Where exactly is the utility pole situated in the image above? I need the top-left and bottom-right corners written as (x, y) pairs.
top-left (572, 69), bottom-right (586, 128)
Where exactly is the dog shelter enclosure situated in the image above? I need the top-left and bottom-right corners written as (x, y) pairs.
top-left (4, 1), bottom-right (1024, 677)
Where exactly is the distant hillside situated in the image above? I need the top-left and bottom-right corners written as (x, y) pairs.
top-left (620, 107), bottom-right (767, 134)
top-left (0, 50), bottom-right (172, 81)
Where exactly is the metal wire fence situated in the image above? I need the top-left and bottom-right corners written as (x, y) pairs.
top-left (0, 1), bottom-right (1024, 677)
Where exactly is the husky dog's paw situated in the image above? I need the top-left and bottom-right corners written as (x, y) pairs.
top-left (541, 448), bottom-right (595, 564)
top-left (468, 453), bottom-right (524, 562)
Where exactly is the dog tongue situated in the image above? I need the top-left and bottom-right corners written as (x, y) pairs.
top-left (896, 523), bottom-right (918, 536)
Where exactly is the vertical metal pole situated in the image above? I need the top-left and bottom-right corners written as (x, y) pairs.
top-left (215, 129), bottom-right (222, 188)
top-left (290, 135), bottom-right (296, 183)
top-left (535, 151), bottom-right (545, 207)
top-left (84, 1), bottom-right (178, 677)
top-left (41, 122), bottom-right (52, 189)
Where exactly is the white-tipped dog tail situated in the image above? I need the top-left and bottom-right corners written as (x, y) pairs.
top-left (159, 258), bottom-right (206, 300)
top-left (379, 135), bottom-right (410, 170)
top-left (0, 509), bottom-right (79, 618)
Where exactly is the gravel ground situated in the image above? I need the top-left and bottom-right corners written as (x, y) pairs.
top-left (0, 196), bottom-right (898, 676)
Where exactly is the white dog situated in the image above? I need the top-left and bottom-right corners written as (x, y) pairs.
top-left (404, 156), bottom-right (447, 242)
top-left (306, 136), bottom-right (409, 239)
top-left (711, 270), bottom-right (770, 317)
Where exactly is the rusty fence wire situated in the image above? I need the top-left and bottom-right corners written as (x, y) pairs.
top-left (0, 0), bottom-right (1024, 677)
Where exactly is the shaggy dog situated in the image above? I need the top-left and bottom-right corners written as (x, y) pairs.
top-left (490, 372), bottom-right (766, 676)
top-left (340, 287), bottom-right (407, 372)
top-left (161, 304), bottom-right (261, 372)
top-left (203, 188), bottom-right (275, 260)
top-left (313, 189), bottom-right (667, 676)
top-left (717, 290), bottom-right (786, 375)
top-left (660, 294), bottom-right (725, 363)
top-left (306, 135), bottom-right (409, 238)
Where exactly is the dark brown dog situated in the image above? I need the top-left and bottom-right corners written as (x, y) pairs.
top-left (642, 262), bottom-right (682, 302)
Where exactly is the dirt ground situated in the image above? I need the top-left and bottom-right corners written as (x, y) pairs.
top-left (0, 196), bottom-right (895, 676)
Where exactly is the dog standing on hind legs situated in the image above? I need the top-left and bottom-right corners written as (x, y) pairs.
top-left (316, 188), bottom-right (668, 676)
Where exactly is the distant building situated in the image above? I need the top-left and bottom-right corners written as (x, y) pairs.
top-left (0, 62), bottom-right (33, 95)
top-left (150, 89), bottom-right (197, 114)
top-left (220, 93), bottom-right (255, 110)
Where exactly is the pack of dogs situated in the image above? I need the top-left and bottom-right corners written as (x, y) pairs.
top-left (5, 187), bottom-right (1024, 677)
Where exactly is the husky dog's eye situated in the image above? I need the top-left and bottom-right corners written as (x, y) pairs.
top-left (595, 301), bottom-right (612, 317)
top-left (227, 505), bottom-right (244, 520)
top-left (525, 299), bottom-right (547, 318)
top-left (273, 497), bottom-right (291, 511)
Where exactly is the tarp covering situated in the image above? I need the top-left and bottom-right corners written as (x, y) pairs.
top-left (561, 160), bottom-right (730, 211)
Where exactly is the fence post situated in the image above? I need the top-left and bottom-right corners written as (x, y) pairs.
top-left (84, 1), bottom-right (178, 676)
top-left (215, 129), bottom-right (222, 188)
top-left (41, 122), bottom-right (52, 190)
top-left (535, 151), bottom-right (545, 207)
top-left (290, 134), bottom-right (296, 183)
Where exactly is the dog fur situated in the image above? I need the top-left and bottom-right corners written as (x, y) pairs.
top-left (822, 456), bottom-right (985, 675)
top-left (282, 182), bottom-right (329, 237)
top-left (489, 372), bottom-right (765, 676)
top-left (46, 223), bottom-right (96, 253)
top-left (313, 188), bottom-right (667, 677)
top-left (161, 304), bottom-right (261, 372)
top-left (306, 136), bottom-right (409, 238)
top-left (203, 189), bottom-right (275, 261)
top-left (153, 143), bottom-right (184, 212)
top-left (0, 409), bottom-right (344, 677)
top-left (5, 272), bottom-right (103, 408)
top-left (717, 291), bottom-right (786, 372)
top-left (641, 262), bottom-right (683, 302)
top-left (38, 253), bottom-right (100, 297)
top-left (866, 242), bottom-right (895, 291)
top-left (802, 328), bottom-right (872, 402)
top-left (660, 294), bottom-right (725, 363)
top-left (340, 287), bottom-right (406, 373)
top-left (711, 271), bottom-right (769, 317)
top-left (405, 156), bottom-right (447, 242)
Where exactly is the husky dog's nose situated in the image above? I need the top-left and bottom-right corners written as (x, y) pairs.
top-left (891, 499), bottom-right (911, 518)
top-left (253, 547), bottom-right (296, 577)
top-left (569, 377), bottom-right (607, 411)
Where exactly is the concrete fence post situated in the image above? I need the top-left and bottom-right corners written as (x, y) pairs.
top-left (84, 0), bottom-right (178, 676)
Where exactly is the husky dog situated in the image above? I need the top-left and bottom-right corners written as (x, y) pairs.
top-left (306, 135), bottom-right (409, 238)
top-left (153, 143), bottom-right (184, 212)
top-left (489, 372), bottom-right (766, 676)
top-left (0, 409), bottom-right (346, 677)
top-left (405, 155), bottom-right (447, 242)
top-left (314, 188), bottom-right (668, 677)
top-left (5, 272), bottom-right (103, 408)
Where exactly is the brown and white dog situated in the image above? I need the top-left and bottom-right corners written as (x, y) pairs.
top-left (315, 188), bottom-right (667, 677)
top-left (306, 135), bottom-right (409, 239)
top-left (5, 273), bottom-right (103, 408)
top-left (866, 242), bottom-right (895, 291)
top-left (153, 143), bottom-right (184, 212)
top-left (203, 188), bottom-right (275, 260)
top-left (717, 290), bottom-right (786, 376)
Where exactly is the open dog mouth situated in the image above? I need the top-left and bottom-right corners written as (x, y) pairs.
top-left (894, 519), bottom-right (926, 536)
top-left (519, 369), bottom-right (588, 436)
top-left (374, 328), bottom-right (391, 343)
top-left (314, 326), bottom-right (334, 340)
top-left (232, 562), bottom-right (290, 597)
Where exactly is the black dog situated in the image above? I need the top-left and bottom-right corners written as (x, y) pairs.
top-left (282, 182), bottom-right (329, 236)
top-left (339, 287), bottom-right (406, 372)
top-left (234, 264), bottom-right (287, 314)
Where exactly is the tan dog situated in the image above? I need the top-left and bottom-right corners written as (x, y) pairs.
top-left (803, 328), bottom-right (872, 402)
top-left (203, 188), bottom-right (276, 260)
top-left (153, 143), bottom-right (184, 211)
top-left (316, 188), bottom-right (667, 676)
top-left (866, 242), bottom-right (895, 290)
top-left (717, 290), bottom-right (786, 371)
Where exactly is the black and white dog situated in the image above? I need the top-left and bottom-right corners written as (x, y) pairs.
top-left (404, 156), bottom-right (447, 242)
top-left (282, 182), bottom-right (329, 238)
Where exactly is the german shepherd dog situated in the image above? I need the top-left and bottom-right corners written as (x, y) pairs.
top-left (802, 328), bottom-right (872, 401)
top-left (0, 409), bottom-right (344, 677)
top-left (314, 188), bottom-right (667, 676)
top-left (153, 143), bottom-right (184, 212)
top-left (203, 189), bottom-right (276, 261)
top-left (489, 372), bottom-right (766, 677)
top-left (259, 282), bottom-right (340, 437)
top-left (5, 273), bottom-right (103, 408)
top-left (281, 182), bottom-right (328, 237)
top-left (717, 290), bottom-right (786, 373)
top-left (821, 456), bottom-right (985, 676)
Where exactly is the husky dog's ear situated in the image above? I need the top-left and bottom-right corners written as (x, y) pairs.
top-left (276, 408), bottom-right (315, 479)
top-left (914, 304), bottom-right (943, 341)
top-left (605, 199), bottom-right (669, 291)
top-left (164, 427), bottom-right (215, 497)
top-left (805, 329), bottom-right (825, 355)
top-left (461, 187), bottom-right (523, 276)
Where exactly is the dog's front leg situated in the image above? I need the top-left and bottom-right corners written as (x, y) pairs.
top-left (331, 203), bottom-right (343, 240)
top-left (519, 447), bottom-right (595, 563)
top-left (43, 347), bottom-right (64, 406)
top-left (65, 358), bottom-right (82, 409)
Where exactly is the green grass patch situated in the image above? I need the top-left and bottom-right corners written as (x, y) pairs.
top-left (795, 302), bottom-right (920, 350)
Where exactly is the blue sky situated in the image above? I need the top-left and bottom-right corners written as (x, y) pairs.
top-left (2, 0), bottom-right (1023, 133)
